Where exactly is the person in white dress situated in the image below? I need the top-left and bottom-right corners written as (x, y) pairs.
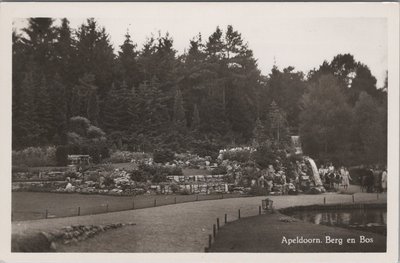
top-left (341, 167), bottom-right (352, 190)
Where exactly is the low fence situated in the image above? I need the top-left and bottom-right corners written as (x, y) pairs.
top-left (12, 192), bottom-right (247, 222)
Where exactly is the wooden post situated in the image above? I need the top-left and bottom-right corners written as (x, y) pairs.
top-left (324, 197), bottom-right (326, 204)
top-left (224, 213), bottom-right (227, 224)
top-left (213, 224), bottom-right (216, 238)
top-left (238, 209), bottom-right (241, 219)
top-left (259, 206), bottom-right (262, 215)
top-left (208, 234), bottom-right (212, 248)
top-left (352, 194), bottom-right (355, 203)
top-left (78, 207), bottom-right (80, 216)
top-left (154, 199), bottom-right (157, 207)
top-left (174, 197), bottom-right (177, 204)
top-left (217, 218), bottom-right (220, 230)
top-left (45, 209), bottom-right (48, 219)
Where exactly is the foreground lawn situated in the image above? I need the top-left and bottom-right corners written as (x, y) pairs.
top-left (12, 191), bottom-right (240, 221)
top-left (209, 212), bottom-right (386, 252)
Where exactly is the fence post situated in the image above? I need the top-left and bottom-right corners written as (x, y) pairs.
top-left (217, 218), bottom-right (220, 230)
top-left (208, 234), bottom-right (212, 248)
top-left (154, 199), bottom-right (157, 207)
top-left (78, 206), bottom-right (80, 216)
top-left (224, 213), bottom-right (227, 224)
top-left (352, 194), bottom-right (355, 203)
top-left (259, 206), bottom-right (262, 215)
top-left (238, 209), bottom-right (241, 219)
top-left (174, 197), bottom-right (177, 204)
top-left (324, 197), bottom-right (326, 204)
top-left (213, 224), bottom-right (216, 238)
top-left (45, 209), bottom-right (48, 219)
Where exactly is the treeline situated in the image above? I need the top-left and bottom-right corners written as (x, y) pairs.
top-left (12, 18), bottom-right (387, 166)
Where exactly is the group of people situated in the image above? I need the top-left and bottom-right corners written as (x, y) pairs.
top-left (318, 164), bottom-right (352, 191)
top-left (360, 166), bottom-right (388, 193)
top-left (318, 163), bottom-right (387, 193)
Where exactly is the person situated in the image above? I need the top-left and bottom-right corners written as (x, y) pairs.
top-left (373, 166), bottom-right (382, 193)
top-left (366, 167), bottom-right (374, 193)
top-left (319, 165), bottom-right (326, 184)
top-left (339, 166), bottom-right (346, 188)
top-left (381, 168), bottom-right (387, 192)
top-left (341, 167), bottom-right (352, 190)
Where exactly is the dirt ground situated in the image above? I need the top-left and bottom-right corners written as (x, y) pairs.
top-left (12, 188), bottom-right (386, 252)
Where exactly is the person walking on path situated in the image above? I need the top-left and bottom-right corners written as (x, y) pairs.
top-left (341, 167), bottom-right (352, 191)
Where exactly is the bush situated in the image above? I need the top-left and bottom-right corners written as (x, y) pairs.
top-left (109, 150), bottom-right (150, 163)
top-left (55, 145), bottom-right (69, 166)
top-left (248, 186), bottom-right (267, 196)
top-left (211, 166), bottom-right (227, 175)
top-left (180, 188), bottom-right (191, 195)
top-left (221, 149), bottom-right (252, 163)
top-left (12, 146), bottom-right (57, 167)
top-left (130, 170), bottom-right (148, 182)
top-left (153, 149), bottom-right (175, 164)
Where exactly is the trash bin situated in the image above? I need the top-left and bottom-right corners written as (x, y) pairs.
top-left (262, 198), bottom-right (273, 210)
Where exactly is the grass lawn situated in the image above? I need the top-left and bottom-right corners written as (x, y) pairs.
top-left (209, 212), bottom-right (386, 252)
top-left (12, 191), bottom-right (241, 221)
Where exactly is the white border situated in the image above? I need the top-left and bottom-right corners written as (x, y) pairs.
top-left (0, 2), bottom-right (398, 263)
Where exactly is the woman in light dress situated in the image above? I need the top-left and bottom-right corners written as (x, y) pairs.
top-left (341, 167), bottom-right (352, 190)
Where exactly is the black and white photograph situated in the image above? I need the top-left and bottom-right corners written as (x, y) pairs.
top-left (0, 2), bottom-right (398, 262)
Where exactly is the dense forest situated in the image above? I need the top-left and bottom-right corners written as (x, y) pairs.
top-left (12, 18), bottom-right (387, 166)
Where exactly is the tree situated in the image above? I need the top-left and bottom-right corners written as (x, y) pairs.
top-left (75, 18), bottom-right (115, 98)
top-left (191, 103), bottom-right (200, 130)
top-left (268, 100), bottom-right (290, 144)
top-left (87, 89), bottom-right (100, 126)
top-left (115, 31), bottom-right (141, 88)
top-left (299, 74), bottom-right (353, 164)
top-left (353, 92), bottom-right (387, 164)
top-left (173, 88), bottom-right (186, 126)
top-left (268, 66), bottom-right (306, 129)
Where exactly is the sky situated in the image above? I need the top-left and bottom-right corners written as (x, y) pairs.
top-left (13, 15), bottom-right (388, 88)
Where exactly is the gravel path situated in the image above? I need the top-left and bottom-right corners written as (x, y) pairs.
top-left (12, 191), bottom-right (386, 252)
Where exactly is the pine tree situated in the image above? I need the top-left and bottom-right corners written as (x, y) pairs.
top-left (191, 103), bottom-right (200, 130)
top-left (87, 89), bottom-right (100, 126)
top-left (116, 31), bottom-right (141, 88)
top-left (173, 88), bottom-right (186, 125)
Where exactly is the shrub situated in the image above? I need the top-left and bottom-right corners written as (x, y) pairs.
top-left (180, 188), bottom-right (191, 195)
top-left (109, 150), bottom-right (150, 163)
top-left (130, 170), bottom-right (148, 182)
top-left (12, 146), bottom-right (57, 167)
top-left (211, 166), bottom-right (227, 175)
top-left (221, 149), bottom-right (252, 163)
top-left (153, 149), bottom-right (174, 164)
top-left (103, 176), bottom-right (114, 187)
top-left (138, 163), bottom-right (182, 176)
top-left (55, 145), bottom-right (69, 166)
top-left (248, 186), bottom-right (267, 196)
